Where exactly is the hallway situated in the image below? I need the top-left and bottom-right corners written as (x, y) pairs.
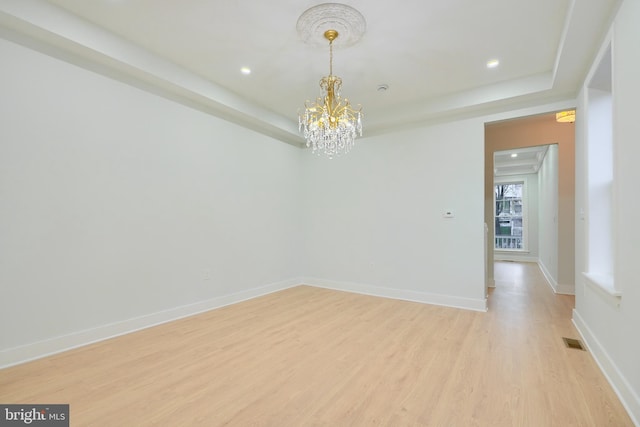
top-left (491, 261), bottom-right (575, 325)
top-left (487, 261), bottom-right (632, 425)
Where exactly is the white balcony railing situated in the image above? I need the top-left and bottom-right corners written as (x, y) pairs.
top-left (495, 236), bottom-right (523, 249)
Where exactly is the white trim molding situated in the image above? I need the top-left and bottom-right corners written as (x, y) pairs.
top-left (573, 309), bottom-right (640, 426)
top-left (0, 278), bottom-right (301, 369)
top-left (583, 272), bottom-right (621, 307)
top-left (494, 253), bottom-right (538, 263)
top-left (538, 260), bottom-right (575, 295)
top-left (302, 277), bottom-right (488, 312)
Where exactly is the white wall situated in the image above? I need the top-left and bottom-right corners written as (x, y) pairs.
top-left (0, 34), bottom-right (489, 367)
top-left (302, 121), bottom-right (487, 311)
top-left (573, 0), bottom-right (640, 423)
top-left (0, 38), bottom-right (304, 365)
top-left (538, 144), bottom-right (560, 290)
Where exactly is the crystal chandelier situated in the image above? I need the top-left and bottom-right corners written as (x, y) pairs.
top-left (299, 29), bottom-right (363, 159)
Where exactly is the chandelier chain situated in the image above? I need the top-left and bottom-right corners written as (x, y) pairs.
top-left (329, 38), bottom-right (333, 76)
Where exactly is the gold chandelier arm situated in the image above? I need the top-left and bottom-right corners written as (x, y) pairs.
top-left (332, 101), bottom-right (362, 119)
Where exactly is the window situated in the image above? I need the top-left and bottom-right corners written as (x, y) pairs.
top-left (584, 41), bottom-right (618, 297)
top-left (494, 183), bottom-right (525, 250)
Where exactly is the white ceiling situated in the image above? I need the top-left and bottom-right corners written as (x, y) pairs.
top-left (494, 145), bottom-right (549, 177)
top-left (0, 0), bottom-right (619, 145)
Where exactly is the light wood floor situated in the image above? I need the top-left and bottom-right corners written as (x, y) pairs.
top-left (1, 262), bottom-right (633, 426)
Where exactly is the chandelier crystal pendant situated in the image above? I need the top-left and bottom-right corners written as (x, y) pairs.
top-left (299, 29), bottom-right (363, 159)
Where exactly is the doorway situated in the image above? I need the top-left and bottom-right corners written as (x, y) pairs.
top-left (484, 113), bottom-right (575, 296)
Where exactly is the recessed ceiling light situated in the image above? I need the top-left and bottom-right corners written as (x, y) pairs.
top-left (511, 153), bottom-right (518, 158)
top-left (486, 59), bottom-right (500, 69)
top-left (240, 67), bottom-right (251, 75)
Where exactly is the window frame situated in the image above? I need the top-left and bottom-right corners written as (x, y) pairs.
top-left (493, 180), bottom-right (528, 252)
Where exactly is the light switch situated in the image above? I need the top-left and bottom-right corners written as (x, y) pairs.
top-left (443, 211), bottom-right (455, 218)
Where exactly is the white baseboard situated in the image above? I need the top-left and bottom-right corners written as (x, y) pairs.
top-left (538, 260), bottom-right (558, 291)
top-left (494, 254), bottom-right (538, 263)
top-left (573, 309), bottom-right (640, 426)
top-left (554, 283), bottom-right (575, 295)
top-left (538, 260), bottom-right (575, 295)
top-left (0, 278), bottom-right (301, 369)
top-left (302, 277), bottom-right (488, 312)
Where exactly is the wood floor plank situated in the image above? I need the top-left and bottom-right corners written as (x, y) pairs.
top-left (0, 263), bottom-right (634, 426)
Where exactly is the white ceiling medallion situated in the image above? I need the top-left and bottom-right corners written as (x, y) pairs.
top-left (296, 3), bottom-right (367, 48)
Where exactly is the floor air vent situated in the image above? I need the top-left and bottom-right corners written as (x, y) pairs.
top-left (563, 337), bottom-right (586, 351)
